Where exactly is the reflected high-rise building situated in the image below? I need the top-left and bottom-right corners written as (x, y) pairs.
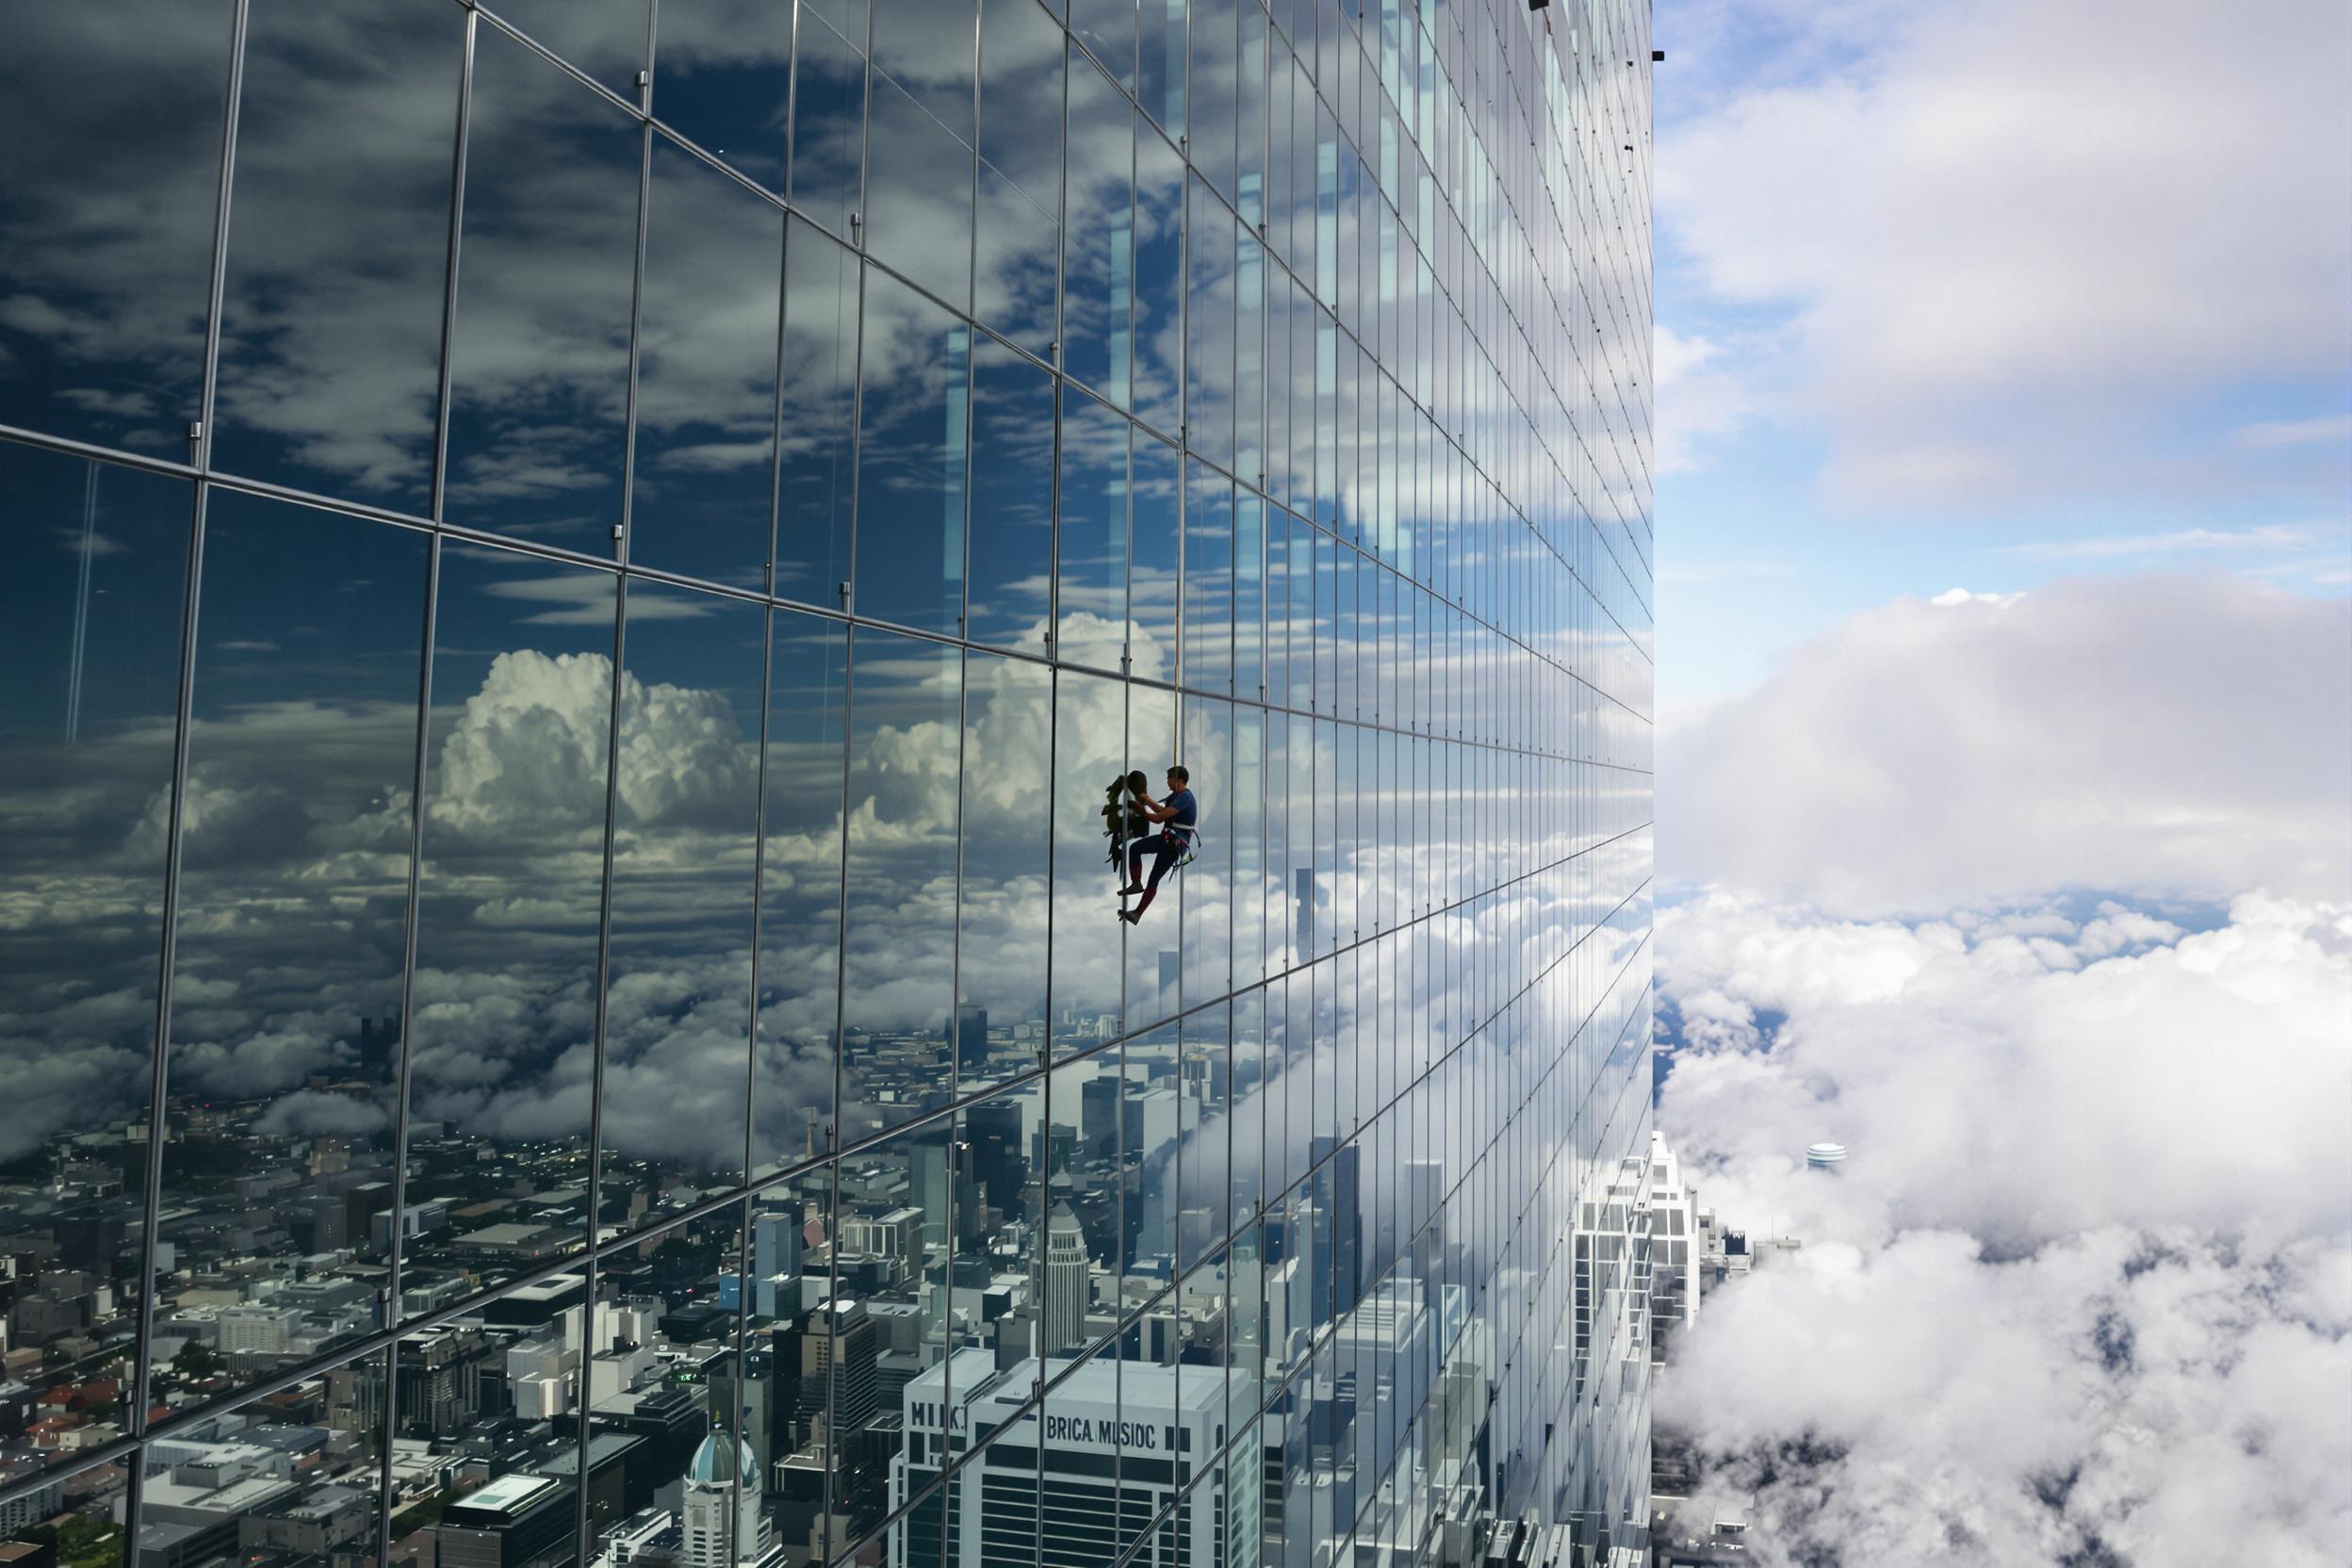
top-left (0, 0), bottom-right (1652, 1563)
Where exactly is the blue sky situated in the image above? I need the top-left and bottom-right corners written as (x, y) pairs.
top-left (1649, 0), bottom-right (2351, 710)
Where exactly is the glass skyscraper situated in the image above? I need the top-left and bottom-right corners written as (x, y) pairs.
top-left (0, 1), bottom-right (1653, 1565)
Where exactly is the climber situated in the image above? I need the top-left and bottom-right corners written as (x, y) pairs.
top-left (1117, 765), bottom-right (1198, 924)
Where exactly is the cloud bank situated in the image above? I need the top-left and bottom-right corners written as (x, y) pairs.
top-left (1658, 572), bottom-right (2352, 912)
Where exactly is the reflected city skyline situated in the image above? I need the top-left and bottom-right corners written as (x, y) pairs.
top-left (0, 1), bottom-right (1653, 1565)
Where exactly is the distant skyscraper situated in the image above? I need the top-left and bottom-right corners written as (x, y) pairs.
top-left (1309, 1135), bottom-right (1364, 1322)
top-left (1043, 1203), bottom-right (1089, 1355)
top-left (681, 1434), bottom-right (776, 1568)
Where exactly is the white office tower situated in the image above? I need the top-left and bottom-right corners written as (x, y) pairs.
top-left (896, 1352), bottom-right (1240, 1568)
top-left (1043, 1203), bottom-right (1090, 1355)
top-left (680, 1434), bottom-right (776, 1568)
top-left (1646, 1135), bottom-right (1702, 1365)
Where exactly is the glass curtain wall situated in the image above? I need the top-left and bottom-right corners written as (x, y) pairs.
top-left (0, 0), bottom-right (1654, 1563)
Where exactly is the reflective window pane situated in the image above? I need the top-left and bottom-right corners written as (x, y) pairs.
top-left (596, 581), bottom-right (765, 1223)
top-left (156, 493), bottom-right (427, 1398)
top-left (864, 0), bottom-right (977, 313)
top-left (956, 651), bottom-right (1052, 1099)
top-left (581, 1204), bottom-right (752, 1567)
top-left (1126, 433), bottom-right (1181, 683)
top-left (653, 1), bottom-right (794, 189)
top-left (444, 26), bottom-right (641, 552)
top-left (1054, 391), bottom-right (1128, 670)
top-left (213, 2), bottom-right (462, 514)
top-left (754, 610), bottom-right (848, 1179)
top-left (629, 136), bottom-right (784, 589)
top-left (1061, 50), bottom-right (1134, 409)
top-left (139, 1352), bottom-right (389, 1568)
top-left (1131, 130), bottom-right (1185, 439)
top-left (965, 340), bottom-right (1055, 654)
top-left (787, 8), bottom-right (867, 238)
top-left (854, 269), bottom-right (970, 636)
top-left (401, 544), bottom-right (615, 1307)
top-left (775, 216), bottom-right (860, 611)
top-left (839, 629), bottom-right (961, 1141)
top-left (0, 443), bottom-right (189, 1467)
top-left (0, 3), bottom-right (231, 457)
top-left (1049, 667), bottom-right (1127, 1056)
top-left (487, 0), bottom-right (650, 99)
top-left (973, 0), bottom-right (1063, 357)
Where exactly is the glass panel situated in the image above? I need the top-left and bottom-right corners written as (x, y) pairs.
top-left (386, 1284), bottom-right (580, 1544)
top-left (1175, 1004), bottom-right (1232, 1271)
top-left (973, 0), bottom-right (1064, 357)
top-left (956, 651), bottom-right (1053, 1099)
top-left (1131, 129), bottom-right (1185, 439)
top-left (1069, 0), bottom-right (1135, 90)
top-left (581, 1204), bottom-right (753, 1568)
top-left (839, 629), bottom-right (961, 1142)
top-left (1037, 1348), bottom-right (1123, 1564)
top-left (1233, 490), bottom-right (1264, 701)
top-left (1048, 666), bottom-right (1127, 1058)
top-left (596, 581), bottom-right (765, 1225)
top-left (1125, 433), bottom-right (1181, 684)
top-left (488, 1), bottom-right (650, 98)
top-left (400, 545), bottom-right (613, 1308)
top-left (854, 268), bottom-right (969, 636)
top-left (1182, 459), bottom-right (1233, 696)
top-left (1119, 683), bottom-right (1178, 1029)
top-left (444, 25), bottom-right (642, 553)
top-left (950, 1069), bottom-right (1047, 1381)
top-left (1178, 697), bottom-right (1233, 1008)
top-left (0, 1), bottom-right (231, 457)
top-left (1189, 0), bottom-right (1239, 201)
top-left (963, 340), bottom-right (1056, 655)
top-left (628, 135), bottom-right (783, 590)
top-left (139, 1352), bottom-right (388, 1568)
top-left (0, 444), bottom-right (189, 1466)
top-left (864, 67), bottom-right (976, 314)
top-left (756, 1162), bottom-right (839, 1564)
top-left (213, 1), bottom-right (463, 514)
top-left (831, 1115), bottom-right (954, 1543)
top-left (1136, 0), bottom-right (1186, 137)
top-left (1182, 175), bottom-right (1234, 470)
top-left (1116, 1022), bottom-right (1180, 1303)
top-left (653, 1), bottom-right (794, 189)
top-left (157, 494), bottom-right (427, 1396)
top-left (754, 609), bottom-right (847, 1179)
top-left (1054, 391), bottom-right (1128, 670)
top-left (1061, 49), bottom-right (1134, 409)
top-left (774, 216), bottom-right (859, 611)
top-left (786, 8), bottom-right (867, 237)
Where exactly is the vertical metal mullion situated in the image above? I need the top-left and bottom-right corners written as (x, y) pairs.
top-left (133, 0), bottom-right (246, 1472)
top-left (189, 0), bottom-right (249, 475)
top-left (616, 115), bottom-right (655, 561)
top-left (429, 8), bottom-right (478, 525)
top-left (378, 529), bottom-right (443, 1568)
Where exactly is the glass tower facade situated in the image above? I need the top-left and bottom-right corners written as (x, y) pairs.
top-left (0, 0), bottom-right (1653, 1565)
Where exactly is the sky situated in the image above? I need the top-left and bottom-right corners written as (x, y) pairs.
top-left (1645, 1), bottom-right (2351, 1561)
top-left (1650, 0), bottom-right (2350, 712)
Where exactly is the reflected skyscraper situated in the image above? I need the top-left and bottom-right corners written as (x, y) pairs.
top-left (0, 0), bottom-right (1652, 1563)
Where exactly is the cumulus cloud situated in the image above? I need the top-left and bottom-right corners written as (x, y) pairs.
top-left (1658, 0), bottom-right (2352, 508)
top-left (1658, 572), bottom-right (2352, 911)
top-left (1653, 890), bottom-right (2352, 1565)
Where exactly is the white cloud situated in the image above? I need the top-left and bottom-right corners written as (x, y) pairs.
top-left (2232, 414), bottom-right (2352, 449)
top-left (1659, 572), bottom-right (2352, 910)
top-left (1654, 890), bottom-right (2352, 1565)
top-left (1658, 0), bottom-right (2352, 508)
top-left (1997, 524), bottom-right (2320, 561)
top-left (1654, 323), bottom-right (1772, 476)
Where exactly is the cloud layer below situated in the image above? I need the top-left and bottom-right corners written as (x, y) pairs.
top-left (1658, 571), bottom-right (2352, 912)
